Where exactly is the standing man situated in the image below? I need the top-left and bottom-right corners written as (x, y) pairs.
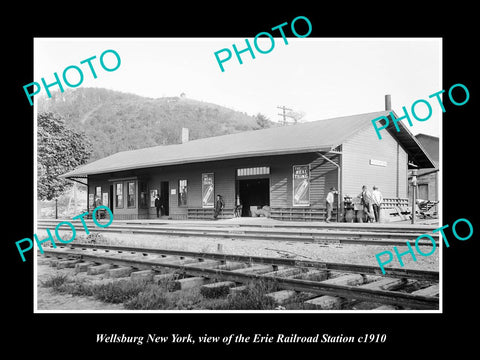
top-left (358, 185), bottom-right (375, 223)
top-left (213, 194), bottom-right (225, 220)
top-left (154, 194), bottom-right (161, 218)
top-left (371, 185), bottom-right (383, 223)
top-left (325, 187), bottom-right (336, 223)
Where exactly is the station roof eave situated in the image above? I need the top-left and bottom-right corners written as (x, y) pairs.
top-left (61, 145), bottom-right (335, 179)
top-left (386, 112), bottom-right (437, 169)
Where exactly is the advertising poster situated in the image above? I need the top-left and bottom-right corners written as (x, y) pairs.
top-left (293, 165), bottom-right (310, 206)
top-left (202, 173), bottom-right (214, 208)
top-left (149, 189), bottom-right (158, 207)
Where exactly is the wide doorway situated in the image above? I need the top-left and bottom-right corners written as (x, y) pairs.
top-left (237, 178), bottom-right (270, 217)
top-left (160, 181), bottom-right (169, 216)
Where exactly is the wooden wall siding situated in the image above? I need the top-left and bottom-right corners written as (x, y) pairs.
top-left (87, 152), bottom-right (341, 219)
top-left (270, 173), bottom-right (288, 207)
top-left (341, 126), bottom-right (408, 199)
top-left (409, 172), bottom-right (438, 202)
top-left (398, 145), bottom-right (408, 198)
top-left (310, 155), bottom-right (339, 207)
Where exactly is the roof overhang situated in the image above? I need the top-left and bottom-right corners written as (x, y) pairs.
top-left (61, 145), bottom-right (333, 179)
top-left (385, 112), bottom-right (437, 169)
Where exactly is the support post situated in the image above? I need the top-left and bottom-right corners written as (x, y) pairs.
top-left (411, 169), bottom-right (418, 224)
top-left (318, 152), bottom-right (341, 222)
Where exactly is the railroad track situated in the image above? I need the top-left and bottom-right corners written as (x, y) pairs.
top-left (39, 243), bottom-right (440, 310)
top-left (37, 219), bottom-right (439, 246)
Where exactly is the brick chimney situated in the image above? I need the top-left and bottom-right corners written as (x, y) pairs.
top-left (385, 94), bottom-right (392, 111)
top-left (181, 127), bottom-right (189, 143)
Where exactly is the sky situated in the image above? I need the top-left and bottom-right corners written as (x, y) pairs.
top-left (34, 37), bottom-right (442, 137)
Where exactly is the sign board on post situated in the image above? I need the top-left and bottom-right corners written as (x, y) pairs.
top-left (293, 165), bottom-right (310, 206)
top-left (202, 173), bottom-right (214, 208)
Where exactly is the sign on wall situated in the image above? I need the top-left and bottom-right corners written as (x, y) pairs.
top-left (370, 158), bottom-right (387, 167)
top-left (293, 165), bottom-right (310, 206)
top-left (202, 173), bottom-right (215, 208)
top-left (150, 189), bottom-right (158, 207)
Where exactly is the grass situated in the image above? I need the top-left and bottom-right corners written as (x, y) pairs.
top-left (215, 280), bottom-right (278, 310)
top-left (41, 273), bottom-right (70, 291)
top-left (41, 271), bottom-right (284, 310)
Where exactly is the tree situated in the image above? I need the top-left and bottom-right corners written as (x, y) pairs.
top-left (285, 110), bottom-right (306, 124)
top-left (37, 112), bottom-right (92, 201)
top-left (255, 113), bottom-right (272, 129)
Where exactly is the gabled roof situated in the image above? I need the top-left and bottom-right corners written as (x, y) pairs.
top-left (62, 110), bottom-right (435, 178)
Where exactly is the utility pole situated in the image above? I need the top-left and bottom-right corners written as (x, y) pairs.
top-left (411, 169), bottom-right (418, 224)
top-left (277, 105), bottom-right (293, 125)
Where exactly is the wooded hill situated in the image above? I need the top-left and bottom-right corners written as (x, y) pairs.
top-left (38, 87), bottom-right (275, 162)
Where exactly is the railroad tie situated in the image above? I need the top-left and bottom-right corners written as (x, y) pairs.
top-left (231, 264), bottom-right (275, 274)
top-left (229, 285), bottom-right (248, 294)
top-left (216, 261), bottom-right (248, 271)
top-left (173, 277), bottom-right (206, 290)
top-left (293, 270), bottom-right (329, 281)
top-left (105, 266), bottom-right (135, 278)
top-left (351, 277), bottom-right (406, 310)
top-left (265, 290), bottom-right (298, 305)
top-left (189, 259), bottom-right (222, 269)
top-left (56, 259), bottom-right (82, 269)
top-left (153, 272), bottom-right (179, 284)
top-left (130, 270), bottom-right (155, 281)
top-left (200, 281), bottom-right (236, 298)
top-left (411, 284), bottom-right (439, 297)
top-left (74, 261), bottom-right (97, 273)
top-left (303, 273), bottom-right (366, 310)
top-left (87, 263), bottom-right (113, 275)
top-left (262, 267), bottom-right (303, 278)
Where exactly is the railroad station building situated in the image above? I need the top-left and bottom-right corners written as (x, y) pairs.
top-left (62, 104), bottom-right (436, 221)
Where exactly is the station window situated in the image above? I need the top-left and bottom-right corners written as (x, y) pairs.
top-left (115, 183), bottom-right (123, 208)
top-left (178, 179), bottom-right (187, 206)
top-left (127, 181), bottom-right (136, 207)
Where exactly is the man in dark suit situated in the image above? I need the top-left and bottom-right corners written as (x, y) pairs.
top-left (213, 194), bottom-right (224, 220)
top-left (154, 194), bottom-right (161, 218)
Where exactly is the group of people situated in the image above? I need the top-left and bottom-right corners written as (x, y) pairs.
top-left (358, 185), bottom-right (383, 223)
top-left (150, 186), bottom-right (383, 223)
top-left (325, 185), bottom-right (383, 223)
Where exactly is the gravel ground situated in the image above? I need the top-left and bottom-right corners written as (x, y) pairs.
top-left (75, 231), bottom-right (439, 271)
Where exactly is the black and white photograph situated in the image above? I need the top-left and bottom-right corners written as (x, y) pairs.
top-left (6, 6), bottom-right (478, 355)
top-left (32, 37), bottom-right (442, 314)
